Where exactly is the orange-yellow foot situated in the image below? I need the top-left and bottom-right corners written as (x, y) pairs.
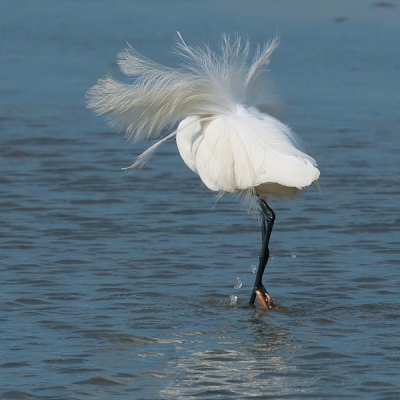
top-left (254, 289), bottom-right (274, 310)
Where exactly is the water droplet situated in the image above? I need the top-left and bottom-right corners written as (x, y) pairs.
top-left (233, 277), bottom-right (242, 289)
top-left (230, 294), bottom-right (237, 305)
top-left (251, 265), bottom-right (257, 274)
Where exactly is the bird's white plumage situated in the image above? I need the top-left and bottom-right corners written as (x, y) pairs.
top-left (87, 34), bottom-right (320, 200)
top-left (176, 106), bottom-right (319, 197)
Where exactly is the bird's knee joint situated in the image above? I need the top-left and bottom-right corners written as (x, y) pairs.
top-left (266, 210), bottom-right (275, 224)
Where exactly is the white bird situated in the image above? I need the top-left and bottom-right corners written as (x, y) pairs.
top-left (87, 34), bottom-right (320, 309)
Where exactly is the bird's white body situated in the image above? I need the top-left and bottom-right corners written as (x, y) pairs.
top-left (176, 106), bottom-right (319, 198)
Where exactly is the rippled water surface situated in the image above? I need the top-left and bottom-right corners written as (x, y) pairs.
top-left (1, 1), bottom-right (400, 399)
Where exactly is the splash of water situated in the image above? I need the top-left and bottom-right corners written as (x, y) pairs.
top-left (234, 277), bottom-right (242, 289)
top-left (230, 294), bottom-right (238, 305)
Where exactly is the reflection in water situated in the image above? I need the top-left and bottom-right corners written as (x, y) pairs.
top-left (160, 319), bottom-right (312, 399)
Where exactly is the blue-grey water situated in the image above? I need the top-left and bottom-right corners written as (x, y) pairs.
top-left (1, 1), bottom-right (400, 399)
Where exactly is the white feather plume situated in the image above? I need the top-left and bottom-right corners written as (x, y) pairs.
top-left (87, 33), bottom-right (279, 143)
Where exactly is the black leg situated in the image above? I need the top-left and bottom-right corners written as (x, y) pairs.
top-left (249, 195), bottom-right (275, 308)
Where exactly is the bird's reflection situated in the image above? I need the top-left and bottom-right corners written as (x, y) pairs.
top-left (159, 314), bottom-right (313, 399)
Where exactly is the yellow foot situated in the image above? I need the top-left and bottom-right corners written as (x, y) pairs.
top-left (254, 290), bottom-right (274, 310)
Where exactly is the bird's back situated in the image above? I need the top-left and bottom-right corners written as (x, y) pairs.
top-left (176, 106), bottom-right (319, 198)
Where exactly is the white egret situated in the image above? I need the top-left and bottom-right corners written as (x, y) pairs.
top-left (87, 34), bottom-right (320, 309)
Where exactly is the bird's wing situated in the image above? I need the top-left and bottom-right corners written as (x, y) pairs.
top-left (191, 107), bottom-right (319, 192)
top-left (253, 111), bottom-right (320, 188)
